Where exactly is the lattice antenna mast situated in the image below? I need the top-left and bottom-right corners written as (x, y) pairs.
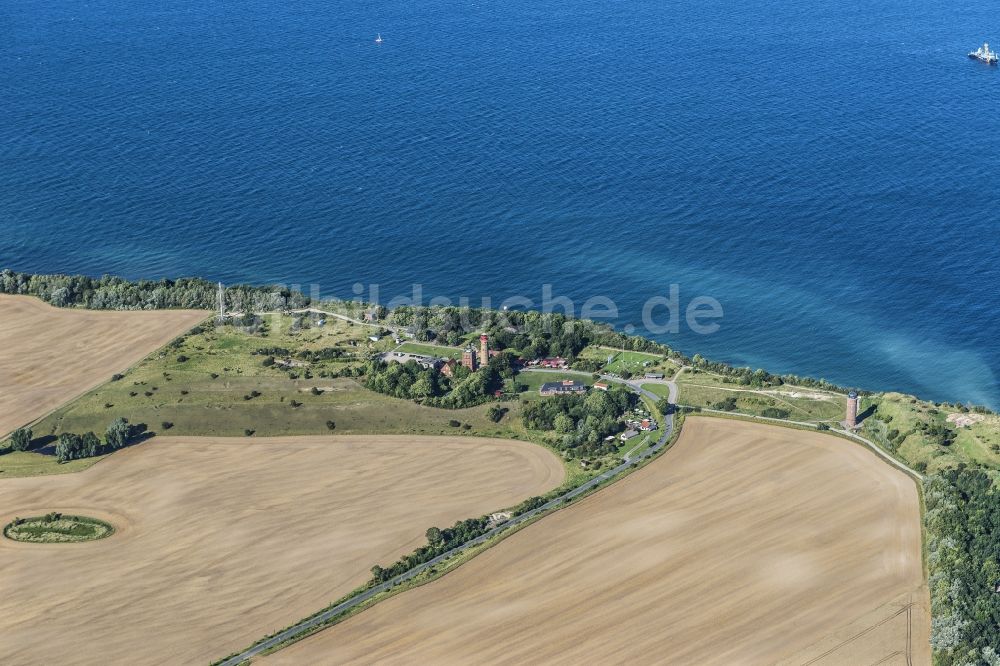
top-left (217, 282), bottom-right (225, 323)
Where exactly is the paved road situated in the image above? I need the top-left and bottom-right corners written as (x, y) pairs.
top-left (217, 384), bottom-right (677, 666)
top-left (216, 361), bottom-right (920, 665)
top-left (832, 428), bottom-right (923, 480)
top-left (522, 367), bottom-right (677, 404)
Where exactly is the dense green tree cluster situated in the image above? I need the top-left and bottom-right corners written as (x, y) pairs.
top-left (522, 386), bottom-right (636, 456)
top-left (9, 427), bottom-right (32, 452)
top-left (363, 360), bottom-right (447, 400)
top-left (362, 352), bottom-right (516, 409)
top-left (428, 354), bottom-right (515, 409)
top-left (918, 420), bottom-right (957, 448)
top-left (370, 515), bottom-right (492, 583)
top-left (367, 483), bottom-right (571, 587)
top-left (591, 329), bottom-right (671, 354)
top-left (105, 417), bottom-right (132, 450)
top-left (384, 306), bottom-right (607, 360)
top-left (925, 468), bottom-right (1000, 665)
top-left (55, 432), bottom-right (102, 462)
top-left (711, 396), bottom-right (738, 411)
top-left (54, 418), bottom-right (136, 462)
top-left (377, 304), bottom-right (866, 397)
top-left (571, 358), bottom-right (605, 373)
top-left (0, 269), bottom-right (309, 312)
top-left (253, 346), bottom-right (356, 363)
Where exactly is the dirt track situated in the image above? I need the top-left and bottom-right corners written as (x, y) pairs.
top-left (265, 417), bottom-right (930, 665)
top-left (0, 435), bottom-right (564, 665)
top-left (0, 295), bottom-right (207, 438)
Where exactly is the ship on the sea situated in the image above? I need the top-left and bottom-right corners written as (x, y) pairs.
top-left (968, 42), bottom-right (998, 64)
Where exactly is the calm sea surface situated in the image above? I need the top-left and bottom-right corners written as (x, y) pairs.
top-left (3, 0), bottom-right (999, 406)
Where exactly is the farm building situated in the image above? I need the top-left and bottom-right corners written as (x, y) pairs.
top-left (380, 351), bottom-right (443, 370)
top-left (620, 430), bottom-right (640, 442)
top-left (539, 380), bottom-right (587, 396)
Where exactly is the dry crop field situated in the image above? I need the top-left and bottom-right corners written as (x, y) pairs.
top-left (265, 417), bottom-right (929, 665)
top-left (0, 434), bottom-right (564, 665)
top-left (0, 295), bottom-right (207, 438)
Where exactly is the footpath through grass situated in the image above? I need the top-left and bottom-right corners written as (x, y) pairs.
top-left (4, 315), bottom-right (595, 487)
top-left (577, 346), bottom-right (671, 376)
top-left (671, 368), bottom-right (844, 422)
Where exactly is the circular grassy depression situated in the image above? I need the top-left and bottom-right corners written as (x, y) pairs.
top-left (4, 513), bottom-right (114, 543)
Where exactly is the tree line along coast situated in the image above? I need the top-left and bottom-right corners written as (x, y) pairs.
top-left (1, 269), bottom-right (998, 664)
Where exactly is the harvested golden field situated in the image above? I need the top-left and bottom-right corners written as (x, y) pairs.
top-left (0, 435), bottom-right (564, 665)
top-left (0, 295), bottom-right (207, 438)
top-left (267, 417), bottom-right (929, 665)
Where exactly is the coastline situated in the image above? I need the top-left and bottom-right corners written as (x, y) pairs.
top-left (1, 268), bottom-right (988, 411)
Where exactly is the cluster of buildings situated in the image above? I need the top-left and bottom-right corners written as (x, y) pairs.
top-left (625, 416), bottom-right (658, 432)
top-left (620, 411), bottom-right (658, 442)
top-left (380, 334), bottom-right (499, 379)
top-left (525, 357), bottom-right (568, 369)
top-left (460, 334), bottom-right (500, 372)
top-left (380, 351), bottom-right (444, 370)
top-left (538, 379), bottom-right (588, 396)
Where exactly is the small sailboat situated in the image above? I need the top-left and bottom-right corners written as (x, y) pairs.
top-left (375, 33), bottom-right (383, 44)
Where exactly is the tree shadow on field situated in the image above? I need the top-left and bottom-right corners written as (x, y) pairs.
top-left (27, 435), bottom-right (58, 456)
top-left (21, 426), bottom-right (154, 458)
top-left (0, 434), bottom-right (58, 457)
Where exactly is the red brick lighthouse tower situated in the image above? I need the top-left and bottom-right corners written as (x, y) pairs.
top-left (480, 334), bottom-right (489, 368)
top-left (846, 391), bottom-right (860, 429)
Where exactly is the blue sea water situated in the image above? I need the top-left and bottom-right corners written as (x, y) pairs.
top-left (2, 0), bottom-right (999, 407)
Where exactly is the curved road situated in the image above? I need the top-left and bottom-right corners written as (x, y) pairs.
top-left (217, 379), bottom-right (677, 666)
top-left (217, 363), bottom-right (919, 664)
